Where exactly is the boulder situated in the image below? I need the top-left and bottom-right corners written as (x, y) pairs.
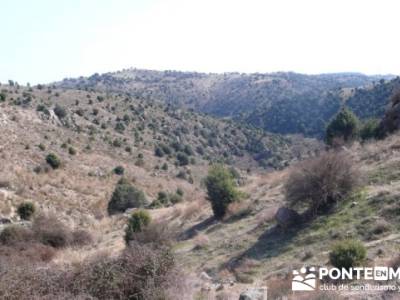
top-left (275, 207), bottom-right (300, 228)
top-left (200, 271), bottom-right (212, 281)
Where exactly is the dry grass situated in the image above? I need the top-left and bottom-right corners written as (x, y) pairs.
top-left (0, 243), bottom-right (192, 300)
top-left (224, 201), bottom-right (252, 220)
top-left (193, 233), bottom-right (210, 250)
top-left (266, 276), bottom-right (292, 299)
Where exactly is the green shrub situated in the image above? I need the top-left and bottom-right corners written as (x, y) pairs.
top-left (36, 104), bottom-right (49, 115)
top-left (160, 144), bottom-right (172, 155)
top-left (329, 240), bottom-right (366, 269)
top-left (46, 153), bottom-right (61, 169)
top-left (113, 165), bottom-right (125, 175)
top-left (154, 147), bottom-right (164, 157)
top-left (360, 119), bottom-right (380, 141)
top-left (157, 191), bottom-right (169, 205)
top-left (54, 104), bottom-right (67, 119)
top-left (68, 147), bottom-right (76, 155)
top-left (176, 188), bottom-right (184, 196)
top-left (113, 139), bottom-right (122, 147)
top-left (17, 202), bottom-right (36, 220)
top-left (161, 163), bottom-right (168, 171)
top-left (117, 177), bottom-right (131, 185)
top-left (196, 146), bottom-right (205, 155)
top-left (124, 210), bottom-right (151, 244)
top-left (150, 190), bottom-right (183, 208)
top-left (150, 192), bottom-right (168, 208)
top-left (108, 182), bottom-right (147, 214)
top-left (169, 193), bottom-right (182, 204)
top-left (176, 152), bottom-right (189, 166)
top-left (326, 108), bottom-right (360, 146)
top-left (183, 145), bottom-right (194, 156)
top-left (204, 165), bottom-right (240, 219)
top-left (115, 122), bottom-right (125, 133)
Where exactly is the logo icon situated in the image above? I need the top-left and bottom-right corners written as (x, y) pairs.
top-left (292, 267), bottom-right (317, 291)
top-left (374, 267), bottom-right (389, 280)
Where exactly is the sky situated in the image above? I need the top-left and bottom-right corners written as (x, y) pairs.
top-left (1, 0), bottom-right (400, 84)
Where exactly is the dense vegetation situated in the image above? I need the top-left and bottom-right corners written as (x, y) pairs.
top-left (57, 69), bottom-right (394, 138)
top-left (346, 77), bottom-right (400, 120)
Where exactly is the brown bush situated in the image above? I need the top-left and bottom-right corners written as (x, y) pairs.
top-left (285, 151), bottom-right (361, 215)
top-left (0, 256), bottom-right (66, 300)
top-left (0, 242), bottom-right (56, 264)
top-left (32, 214), bottom-right (72, 248)
top-left (0, 243), bottom-right (188, 300)
top-left (71, 229), bottom-right (93, 247)
top-left (70, 243), bottom-right (181, 299)
top-left (125, 221), bottom-right (175, 246)
top-left (0, 225), bottom-right (34, 245)
top-left (266, 276), bottom-right (291, 299)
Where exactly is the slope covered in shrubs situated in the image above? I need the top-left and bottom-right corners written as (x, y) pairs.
top-left (0, 82), bottom-right (319, 171)
top-left (57, 69), bottom-right (393, 137)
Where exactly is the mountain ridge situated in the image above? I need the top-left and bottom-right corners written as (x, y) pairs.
top-left (56, 68), bottom-right (396, 138)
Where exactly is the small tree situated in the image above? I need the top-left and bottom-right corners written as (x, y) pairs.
top-left (285, 151), bottom-right (360, 215)
top-left (360, 119), bottom-right (379, 141)
top-left (176, 152), bottom-right (189, 166)
top-left (124, 210), bottom-right (151, 244)
top-left (329, 240), bottom-right (366, 270)
top-left (17, 202), bottom-right (36, 220)
top-left (46, 153), bottom-right (61, 169)
top-left (154, 147), bottom-right (164, 157)
top-left (326, 108), bottom-right (360, 146)
top-left (204, 165), bottom-right (240, 219)
top-left (54, 104), bottom-right (67, 119)
top-left (108, 182), bottom-right (147, 215)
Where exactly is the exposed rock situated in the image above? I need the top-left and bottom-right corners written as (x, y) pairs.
top-left (275, 207), bottom-right (300, 228)
top-left (239, 288), bottom-right (267, 300)
top-left (200, 271), bottom-right (212, 281)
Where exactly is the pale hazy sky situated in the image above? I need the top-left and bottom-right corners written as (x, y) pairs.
top-left (1, 0), bottom-right (399, 84)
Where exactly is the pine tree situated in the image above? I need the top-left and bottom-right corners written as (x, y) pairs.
top-left (326, 108), bottom-right (360, 146)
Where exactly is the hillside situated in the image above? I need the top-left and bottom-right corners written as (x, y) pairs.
top-left (346, 76), bottom-right (400, 120)
top-left (0, 82), bottom-right (322, 225)
top-left (2, 79), bottom-right (400, 299)
top-left (170, 132), bottom-right (400, 299)
top-left (57, 69), bottom-right (394, 137)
